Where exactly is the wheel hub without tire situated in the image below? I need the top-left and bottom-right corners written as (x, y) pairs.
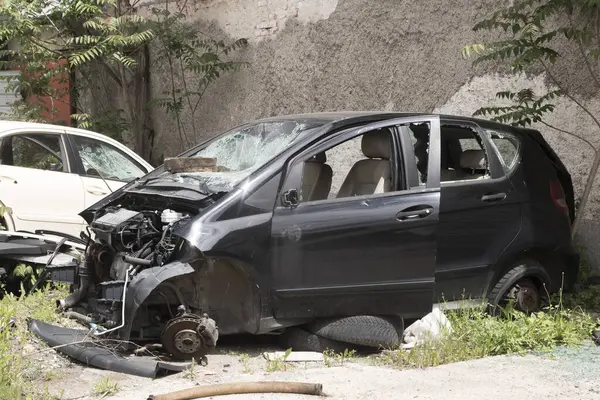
top-left (505, 279), bottom-right (540, 313)
top-left (173, 329), bottom-right (202, 354)
top-left (161, 316), bottom-right (210, 360)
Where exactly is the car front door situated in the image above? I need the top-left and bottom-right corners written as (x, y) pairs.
top-left (65, 133), bottom-right (150, 208)
top-left (435, 119), bottom-right (522, 302)
top-left (270, 117), bottom-right (441, 320)
top-left (0, 131), bottom-right (85, 235)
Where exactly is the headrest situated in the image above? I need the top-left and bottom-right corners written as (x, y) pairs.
top-left (308, 152), bottom-right (326, 163)
top-left (460, 149), bottom-right (487, 170)
top-left (361, 130), bottom-right (392, 159)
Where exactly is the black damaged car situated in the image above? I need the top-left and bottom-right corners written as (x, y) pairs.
top-left (41, 112), bottom-right (579, 359)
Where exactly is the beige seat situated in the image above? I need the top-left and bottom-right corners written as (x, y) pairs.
top-left (336, 129), bottom-right (392, 198)
top-left (301, 152), bottom-right (333, 201)
top-left (459, 149), bottom-right (487, 180)
top-left (440, 149), bottom-right (487, 182)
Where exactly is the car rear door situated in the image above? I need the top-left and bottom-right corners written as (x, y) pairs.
top-left (65, 133), bottom-right (151, 208)
top-left (435, 119), bottom-right (522, 301)
top-left (270, 116), bottom-right (441, 320)
top-left (0, 130), bottom-right (85, 236)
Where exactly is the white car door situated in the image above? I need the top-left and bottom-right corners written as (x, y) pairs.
top-left (66, 133), bottom-right (150, 208)
top-left (0, 131), bottom-right (86, 236)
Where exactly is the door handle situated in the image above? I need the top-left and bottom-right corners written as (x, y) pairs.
top-left (396, 205), bottom-right (434, 221)
top-left (481, 192), bottom-right (507, 202)
top-left (86, 188), bottom-right (108, 196)
top-left (0, 176), bottom-right (17, 184)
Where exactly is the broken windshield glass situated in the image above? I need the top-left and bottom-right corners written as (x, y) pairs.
top-left (160, 119), bottom-right (326, 192)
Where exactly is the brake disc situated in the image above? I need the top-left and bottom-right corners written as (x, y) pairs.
top-left (160, 316), bottom-right (211, 361)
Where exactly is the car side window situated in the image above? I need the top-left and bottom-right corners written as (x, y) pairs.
top-left (71, 135), bottom-right (146, 182)
top-left (0, 133), bottom-right (65, 172)
top-left (297, 127), bottom-right (398, 203)
top-left (486, 129), bottom-right (520, 174)
top-left (440, 125), bottom-right (491, 183)
top-left (406, 122), bottom-right (431, 187)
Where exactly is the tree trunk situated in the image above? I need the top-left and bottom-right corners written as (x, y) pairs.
top-left (117, 46), bottom-right (154, 163)
top-left (572, 150), bottom-right (600, 237)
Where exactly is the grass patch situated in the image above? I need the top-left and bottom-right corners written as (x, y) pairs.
top-left (92, 377), bottom-right (119, 399)
top-left (181, 357), bottom-right (198, 380)
top-left (323, 348), bottom-right (357, 367)
top-left (265, 348), bottom-right (294, 372)
top-left (0, 284), bottom-right (69, 400)
top-left (238, 353), bottom-right (253, 373)
top-left (381, 297), bottom-right (599, 369)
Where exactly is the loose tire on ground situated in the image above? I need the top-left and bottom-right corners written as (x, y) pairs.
top-left (307, 315), bottom-right (404, 349)
top-left (278, 327), bottom-right (365, 353)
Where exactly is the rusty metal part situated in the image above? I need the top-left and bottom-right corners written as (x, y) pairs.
top-left (147, 381), bottom-right (324, 400)
top-left (64, 311), bottom-right (93, 325)
top-left (505, 278), bottom-right (540, 313)
top-left (160, 314), bottom-right (218, 361)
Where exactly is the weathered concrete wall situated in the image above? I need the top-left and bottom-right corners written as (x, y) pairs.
top-left (145, 0), bottom-right (600, 270)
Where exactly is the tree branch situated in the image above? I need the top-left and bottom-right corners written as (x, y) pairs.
top-left (567, 12), bottom-right (600, 89)
top-left (99, 60), bottom-right (123, 87)
top-left (540, 59), bottom-right (600, 130)
top-left (539, 120), bottom-right (596, 151)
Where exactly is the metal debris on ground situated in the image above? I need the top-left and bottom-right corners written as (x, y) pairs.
top-left (402, 308), bottom-right (452, 349)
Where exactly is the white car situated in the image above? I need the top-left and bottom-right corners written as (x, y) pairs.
top-left (0, 121), bottom-right (154, 237)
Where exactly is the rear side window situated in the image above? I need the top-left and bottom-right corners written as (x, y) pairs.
top-left (486, 130), bottom-right (520, 174)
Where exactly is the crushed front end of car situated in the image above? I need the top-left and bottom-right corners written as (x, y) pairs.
top-left (50, 189), bottom-right (223, 361)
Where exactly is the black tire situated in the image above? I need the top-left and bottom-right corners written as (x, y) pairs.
top-left (308, 315), bottom-right (404, 349)
top-left (278, 327), bottom-right (360, 353)
top-left (488, 264), bottom-right (546, 314)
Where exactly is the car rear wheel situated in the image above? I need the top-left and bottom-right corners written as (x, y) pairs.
top-left (488, 264), bottom-right (546, 314)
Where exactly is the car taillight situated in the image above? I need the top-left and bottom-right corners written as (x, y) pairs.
top-left (550, 180), bottom-right (569, 216)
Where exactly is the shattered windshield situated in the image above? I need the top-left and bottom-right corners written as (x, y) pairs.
top-left (155, 119), bottom-right (326, 192)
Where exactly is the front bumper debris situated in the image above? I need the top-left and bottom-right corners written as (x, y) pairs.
top-left (28, 319), bottom-right (191, 378)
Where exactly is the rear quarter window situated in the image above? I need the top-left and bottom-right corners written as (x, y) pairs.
top-left (486, 130), bottom-right (520, 174)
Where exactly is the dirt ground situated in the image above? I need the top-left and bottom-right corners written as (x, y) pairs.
top-left (32, 336), bottom-right (600, 400)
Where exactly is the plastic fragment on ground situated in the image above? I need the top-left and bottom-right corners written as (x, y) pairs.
top-left (402, 308), bottom-right (452, 349)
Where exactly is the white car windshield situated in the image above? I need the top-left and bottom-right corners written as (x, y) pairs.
top-left (156, 119), bottom-right (327, 192)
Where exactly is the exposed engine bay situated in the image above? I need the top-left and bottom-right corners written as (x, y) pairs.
top-left (55, 194), bottom-right (223, 361)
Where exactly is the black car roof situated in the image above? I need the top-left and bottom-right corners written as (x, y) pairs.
top-left (253, 111), bottom-right (535, 136)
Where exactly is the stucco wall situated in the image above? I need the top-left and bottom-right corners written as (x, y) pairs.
top-left (145, 0), bottom-right (600, 271)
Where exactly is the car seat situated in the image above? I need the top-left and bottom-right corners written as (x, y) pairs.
top-left (336, 129), bottom-right (392, 198)
top-left (301, 152), bottom-right (333, 201)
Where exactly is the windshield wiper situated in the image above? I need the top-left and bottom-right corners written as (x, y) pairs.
top-left (177, 174), bottom-right (212, 194)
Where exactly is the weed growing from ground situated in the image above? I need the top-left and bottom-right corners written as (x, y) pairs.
top-left (0, 284), bottom-right (69, 399)
top-left (238, 353), bottom-right (253, 373)
top-left (265, 348), bottom-right (294, 372)
top-left (323, 348), bottom-right (357, 367)
top-left (182, 357), bottom-right (197, 380)
top-left (558, 285), bottom-right (600, 313)
top-left (381, 292), bottom-right (599, 369)
top-left (92, 377), bottom-right (119, 399)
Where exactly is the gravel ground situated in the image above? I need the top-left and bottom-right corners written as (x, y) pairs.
top-left (37, 340), bottom-right (600, 400)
